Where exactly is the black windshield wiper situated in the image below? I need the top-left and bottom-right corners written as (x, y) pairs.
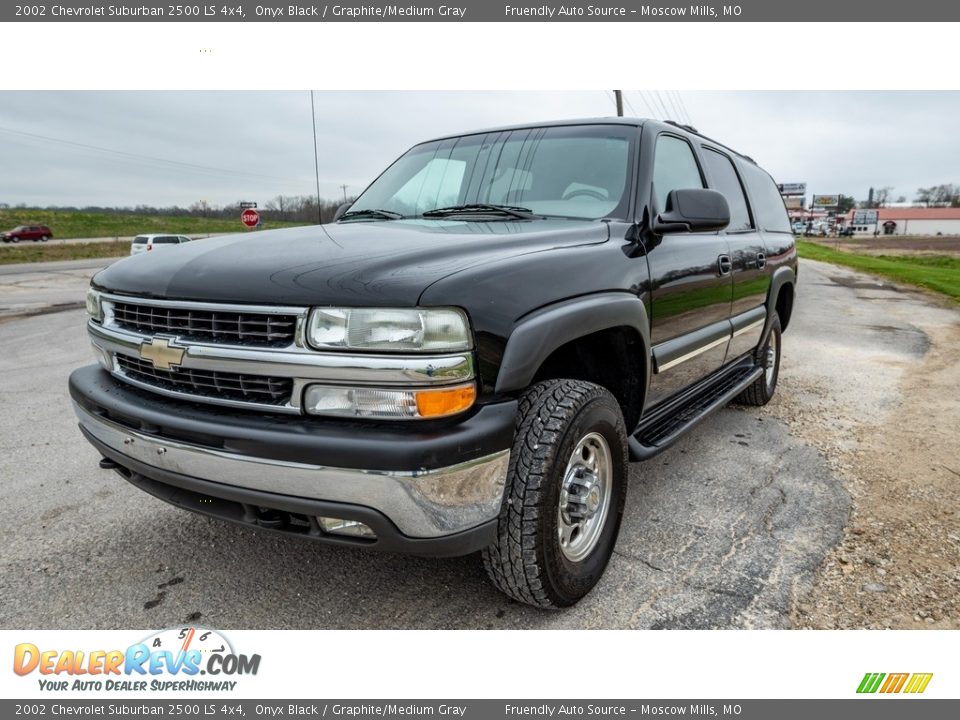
top-left (420, 203), bottom-right (538, 220)
top-left (339, 208), bottom-right (405, 221)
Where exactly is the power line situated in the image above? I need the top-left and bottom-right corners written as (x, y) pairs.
top-left (634, 91), bottom-right (658, 118)
top-left (0, 125), bottom-right (309, 186)
top-left (604, 90), bottom-right (617, 114)
top-left (651, 91), bottom-right (671, 119)
top-left (674, 91), bottom-right (695, 126)
top-left (664, 91), bottom-right (683, 121)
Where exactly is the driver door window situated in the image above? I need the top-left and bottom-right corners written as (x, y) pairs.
top-left (652, 135), bottom-right (705, 211)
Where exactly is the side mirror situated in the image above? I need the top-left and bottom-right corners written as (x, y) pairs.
top-left (653, 188), bottom-right (730, 235)
top-left (332, 202), bottom-right (352, 222)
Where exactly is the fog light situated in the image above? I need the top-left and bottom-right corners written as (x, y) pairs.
top-left (318, 517), bottom-right (376, 539)
top-left (303, 383), bottom-right (475, 419)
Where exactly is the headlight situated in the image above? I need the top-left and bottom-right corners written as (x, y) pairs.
top-left (306, 307), bottom-right (471, 352)
top-left (85, 287), bottom-right (103, 322)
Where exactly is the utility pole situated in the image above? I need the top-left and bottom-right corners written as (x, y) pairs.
top-left (339, 184), bottom-right (348, 203)
top-left (310, 90), bottom-right (322, 224)
top-left (613, 90), bottom-right (624, 117)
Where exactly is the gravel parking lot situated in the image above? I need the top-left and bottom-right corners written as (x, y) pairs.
top-left (0, 259), bottom-right (956, 629)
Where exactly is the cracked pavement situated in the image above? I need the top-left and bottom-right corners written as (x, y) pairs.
top-left (0, 260), bottom-right (856, 629)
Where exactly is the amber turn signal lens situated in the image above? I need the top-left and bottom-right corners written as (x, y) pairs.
top-left (415, 384), bottom-right (476, 418)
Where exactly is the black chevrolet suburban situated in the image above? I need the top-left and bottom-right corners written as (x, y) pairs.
top-left (70, 118), bottom-right (797, 608)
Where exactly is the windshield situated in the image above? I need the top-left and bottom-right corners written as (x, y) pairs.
top-left (348, 124), bottom-right (635, 221)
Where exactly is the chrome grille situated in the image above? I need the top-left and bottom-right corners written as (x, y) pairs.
top-left (110, 301), bottom-right (297, 347)
top-left (116, 354), bottom-right (293, 406)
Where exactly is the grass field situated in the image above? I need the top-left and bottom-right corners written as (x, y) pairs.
top-left (797, 240), bottom-right (960, 301)
top-left (0, 241), bottom-right (131, 265)
top-left (0, 209), bottom-right (307, 239)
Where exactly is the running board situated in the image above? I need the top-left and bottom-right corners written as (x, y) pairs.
top-left (628, 363), bottom-right (764, 461)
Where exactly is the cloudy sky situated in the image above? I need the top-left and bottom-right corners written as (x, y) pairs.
top-left (1, 91), bottom-right (957, 208)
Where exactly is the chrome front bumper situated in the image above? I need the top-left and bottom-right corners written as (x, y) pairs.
top-left (74, 400), bottom-right (510, 538)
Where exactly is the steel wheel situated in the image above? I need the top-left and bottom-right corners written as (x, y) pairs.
top-left (557, 431), bottom-right (613, 562)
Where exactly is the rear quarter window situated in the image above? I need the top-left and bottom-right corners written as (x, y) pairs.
top-left (739, 161), bottom-right (792, 234)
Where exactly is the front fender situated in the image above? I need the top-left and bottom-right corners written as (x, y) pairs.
top-left (494, 292), bottom-right (651, 394)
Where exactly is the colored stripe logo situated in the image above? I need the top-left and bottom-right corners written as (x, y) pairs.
top-left (857, 672), bottom-right (933, 694)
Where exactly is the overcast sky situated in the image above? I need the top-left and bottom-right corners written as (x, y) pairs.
top-left (1, 91), bottom-right (957, 208)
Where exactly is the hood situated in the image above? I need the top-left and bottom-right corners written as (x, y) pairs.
top-left (93, 218), bottom-right (610, 306)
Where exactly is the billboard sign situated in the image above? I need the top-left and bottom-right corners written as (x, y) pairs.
top-left (778, 182), bottom-right (806, 196)
top-left (853, 210), bottom-right (879, 225)
top-left (812, 194), bottom-right (841, 208)
top-left (783, 196), bottom-right (804, 210)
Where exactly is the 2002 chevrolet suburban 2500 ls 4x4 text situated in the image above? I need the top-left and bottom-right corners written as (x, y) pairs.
top-left (70, 118), bottom-right (797, 608)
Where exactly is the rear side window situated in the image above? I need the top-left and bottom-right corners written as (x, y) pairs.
top-left (652, 135), bottom-right (704, 211)
top-left (740, 162), bottom-right (791, 233)
top-left (133, 236), bottom-right (147, 245)
top-left (154, 236), bottom-right (179, 244)
top-left (702, 148), bottom-right (752, 232)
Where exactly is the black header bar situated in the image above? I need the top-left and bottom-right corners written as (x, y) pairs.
top-left (4, 1), bottom-right (958, 22)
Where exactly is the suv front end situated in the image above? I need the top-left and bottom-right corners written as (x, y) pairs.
top-left (70, 288), bottom-right (515, 555)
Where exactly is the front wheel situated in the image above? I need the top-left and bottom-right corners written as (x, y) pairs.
top-left (482, 379), bottom-right (628, 608)
top-left (40, 235), bottom-right (49, 242)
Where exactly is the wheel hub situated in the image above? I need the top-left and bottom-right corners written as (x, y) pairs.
top-left (765, 331), bottom-right (778, 387)
top-left (557, 432), bottom-right (613, 562)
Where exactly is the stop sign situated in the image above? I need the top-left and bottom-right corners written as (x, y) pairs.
top-left (241, 208), bottom-right (260, 228)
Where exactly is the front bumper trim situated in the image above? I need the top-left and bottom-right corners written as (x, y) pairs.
top-left (74, 400), bottom-right (509, 539)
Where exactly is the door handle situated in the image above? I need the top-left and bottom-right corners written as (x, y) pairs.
top-left (756, 252), bottom-right (766, 269)
top-left (717, 254), bottom-right (732, 276)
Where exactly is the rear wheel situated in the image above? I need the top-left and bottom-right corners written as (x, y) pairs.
top-left (482, 379), bottom-right (628, 608)
top-left (40, 235), bottom-right (49, 242)
top-left (10, 237), bottom-right (19, 243)
top-left (734, 312), bottom-right (782, 406)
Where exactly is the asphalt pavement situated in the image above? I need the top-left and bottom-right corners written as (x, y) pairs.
top-left (0, 261), bottom-right (867, 629)
top-left (0, 257), bottom-right (119, 320)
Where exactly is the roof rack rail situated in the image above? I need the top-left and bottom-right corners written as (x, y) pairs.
top-left (663, 119), bottom-right (757, 164)
top-left (664, 119), bottom-right (699, 134)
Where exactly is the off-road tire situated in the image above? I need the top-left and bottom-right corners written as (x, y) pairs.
top-left (481, 379), bottom-right (628, 608)
top-left (734, 312), bottom-right (782, 406)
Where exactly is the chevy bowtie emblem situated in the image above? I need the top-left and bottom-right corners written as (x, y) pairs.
top-left (139, 337), bottom-right (185, 369)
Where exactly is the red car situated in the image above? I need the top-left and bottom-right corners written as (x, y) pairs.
top-left (2, 225), bottom-right (54, 243)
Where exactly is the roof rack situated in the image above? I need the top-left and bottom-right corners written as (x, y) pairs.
top-left (662, 120), bottom-right (756, 164)
top-left (664, 120), bottom-right (699, 134)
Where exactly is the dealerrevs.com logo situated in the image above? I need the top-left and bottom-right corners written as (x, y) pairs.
top-left (13, 627), bottom-right (261, 692)
top-left (857, 673), bottom-right (933, 694)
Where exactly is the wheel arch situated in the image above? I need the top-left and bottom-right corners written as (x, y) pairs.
top-left (767, 267), bottom-right (796, 333)
top-left (494, 293), bottom-right (651, 429)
